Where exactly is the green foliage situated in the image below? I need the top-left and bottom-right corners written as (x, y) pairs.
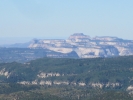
top-left (88, 91), bottom-right (133, 100)
top-left (0, 83), bottom-right (39, 94)
top-left (0, 56), bottom-right (133, 86)
top-left (0, 85), bottom-right (132, 100)
top-left (0, 56), bottom-right (133, 99)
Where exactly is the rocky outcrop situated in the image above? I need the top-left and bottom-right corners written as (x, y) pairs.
top-left (17, 80), bottom-right (122, 89)
top-left (29, 33), bottom-right (133, 58)
top-left (0, 68), bottom-right (11, 78)
top-left (37, 72), bottom-right (61, 78)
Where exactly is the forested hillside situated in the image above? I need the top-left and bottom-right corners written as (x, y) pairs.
top-left (0, 56), bottom-right (133, 99)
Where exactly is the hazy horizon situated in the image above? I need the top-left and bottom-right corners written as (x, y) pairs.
top-left (0, 36), bottom-right (66, 45)
top-left (0, 0), bottom-right (133, 44)
top-left (0, 33), bottom-right (132, 45)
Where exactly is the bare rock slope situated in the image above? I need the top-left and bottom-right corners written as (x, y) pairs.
top-left (29, 33), bottom-right (133, 58)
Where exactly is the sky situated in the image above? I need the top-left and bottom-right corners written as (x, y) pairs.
top-left (0, 0), bottom-right (133, 44)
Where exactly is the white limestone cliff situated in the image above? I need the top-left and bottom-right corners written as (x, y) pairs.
top-left (29, 33), bottom-right (133, 58)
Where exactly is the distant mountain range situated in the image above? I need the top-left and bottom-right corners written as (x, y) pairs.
top-left (1, 33), bottom-right (133, 58)
top-left (28, 33), bottom-right (133, 58)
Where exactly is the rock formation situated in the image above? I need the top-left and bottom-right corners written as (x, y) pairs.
top-left (29, 33), bottom-right (133, 58)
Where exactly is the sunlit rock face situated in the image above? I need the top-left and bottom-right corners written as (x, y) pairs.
top-left (29, 33), bottom-right (133, 58)
top-left (68, 33), bottom-right (91, 40)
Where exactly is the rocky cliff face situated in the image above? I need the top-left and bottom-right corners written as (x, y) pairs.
top-left (29, 33), bottom-right (133, 58)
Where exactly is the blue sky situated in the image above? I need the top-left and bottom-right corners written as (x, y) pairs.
top-left (0, 0), bottom-right (133, 44)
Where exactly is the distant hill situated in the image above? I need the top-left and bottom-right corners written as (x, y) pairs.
top-left (0, 48), bottom-right (78, 63)
top-left (1, 33), bottom-right (133, 61)
top-left (28, 33), bottom-right (133, 58)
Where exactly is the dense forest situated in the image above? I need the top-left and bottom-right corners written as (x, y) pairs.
top-left (0, 56), bottom-right (133, 99)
